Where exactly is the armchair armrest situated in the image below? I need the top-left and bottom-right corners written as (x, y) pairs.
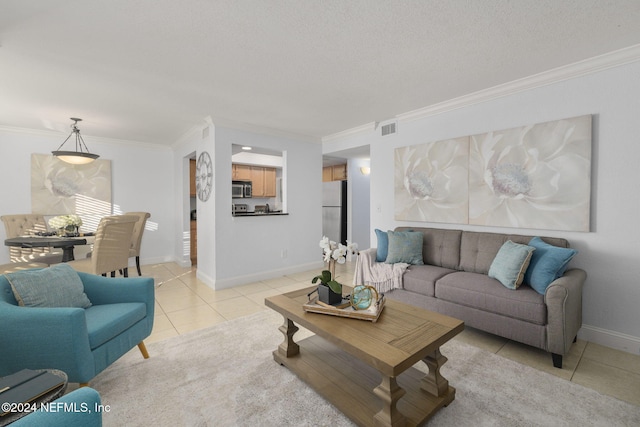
top-left (544, 268), bottom-right (587, 355)
top-left (80, 273), bottom-right (154, 319)
top-left (0, 302), bottom-right (93, 378)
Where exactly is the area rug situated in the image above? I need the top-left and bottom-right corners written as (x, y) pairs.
top-left (91, 310), bottom-right (640, 426)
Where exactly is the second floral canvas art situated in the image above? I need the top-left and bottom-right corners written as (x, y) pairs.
top-left (395, 115), bottom-right (592, 232)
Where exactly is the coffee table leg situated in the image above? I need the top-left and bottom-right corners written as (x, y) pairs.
top-left (373, 375), bottom-right (406, 427)
top-left (421, 348), bottom-right (449, 397)
top-left (277, 317), bottom-right (300, 358)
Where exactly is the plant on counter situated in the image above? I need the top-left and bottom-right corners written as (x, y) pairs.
top-left (48, 214), bottom-right (83, 232)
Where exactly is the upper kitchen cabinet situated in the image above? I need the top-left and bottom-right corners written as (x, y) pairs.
top-left (232, 164), bottom-right (251, 180)
top-left (264, 167), bottom-right (276, 197)
top-left (322, 164), bottom-right (347, 182)
top-left (250, 166), bottom-right (276, 197)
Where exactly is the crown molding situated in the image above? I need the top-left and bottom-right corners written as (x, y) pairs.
top-left (322, 121), bottom-right (377, 143)
top-left (209, 116), bottom-right (321, 144)
top-left (171, 124), bottom-right (205, 149)
top-left (320, 44), bottom-right (640, 141)
top-left (397, 44), bottom-right (640, 123)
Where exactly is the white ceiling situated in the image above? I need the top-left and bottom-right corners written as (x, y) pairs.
top-left (1, 0), bottom-right (640, 146)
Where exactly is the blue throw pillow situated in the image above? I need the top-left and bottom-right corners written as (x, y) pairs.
top-left (524, 237), bottom-right (578, 294)
top-left (5, 263), bottom-right (92, 308)
top-left (488, 240), bottom-right (536, 289)
top-left (385, 231), bottom-right (424, 265)
top-left (375, 229), bottom-right (389, 262)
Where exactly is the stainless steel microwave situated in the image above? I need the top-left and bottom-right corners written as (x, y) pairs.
top-left (232, 181), bottom-right (252, 198)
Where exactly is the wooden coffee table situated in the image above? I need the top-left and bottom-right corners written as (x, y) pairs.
top-left (265, 287), bottom-right (464, 427)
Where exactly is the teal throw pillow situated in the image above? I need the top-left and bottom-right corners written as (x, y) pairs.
top-left (488, 241), bottom-right (536, 289)
top-left (385, 231), bottom-right (424, 265)
top-left (375, 229), bottom-right (389, 262)
top-left (5, 263), bottom-right (92, 308)
top-left (524, 237), bottom-right (578, 294)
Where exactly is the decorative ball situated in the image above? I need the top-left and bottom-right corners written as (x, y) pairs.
top-left (351, 285), bottom-right (378, 310)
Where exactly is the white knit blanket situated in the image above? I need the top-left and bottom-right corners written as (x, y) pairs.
top-left (353, 248), bottom-right (409, 293)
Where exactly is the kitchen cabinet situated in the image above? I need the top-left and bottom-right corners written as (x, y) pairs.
top-left (250, 167), bottom-right (265, 197)
top-left (332, 164), bottom-right (347, 181)
top-left (264, 167), bottom-right (276, 197)
top-left (322, 167), bottom-right (333, 182)
top-left (322, 164), bottom-right (347, 182)
top-left (232, 164), bottom-right (251, 180)
top-left (190, 159), bottom-right (196, 196)
top-left (190, 220), bottom-right (197, 266)
top-left (246, 166), bottom-right (276, 197)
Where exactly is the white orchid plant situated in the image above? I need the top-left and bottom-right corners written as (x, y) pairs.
top-left (48, 214), bottom-right (83, 230)
top-left (319, 236), bottom-right (358, 264)
top-left (312, 236), bottom-right (359, 294)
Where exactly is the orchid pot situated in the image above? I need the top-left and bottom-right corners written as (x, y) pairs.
top-left (312, 270), bottom-right (343, 305)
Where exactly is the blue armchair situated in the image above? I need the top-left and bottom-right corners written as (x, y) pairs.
top-left (0, 272), bottom-right (154, 385)
top-left (11, 387), bottom-right (103, 427)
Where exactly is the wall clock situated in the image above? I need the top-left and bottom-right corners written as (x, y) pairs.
top-left (196, 151), bottom-right (213, 202)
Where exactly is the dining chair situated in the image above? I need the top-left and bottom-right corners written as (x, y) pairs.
top-left (1, 214), bottom-right (63, 265)
top-left (124, 211), bottom-right (151, 276)
top-left (67, 215), bottom-right (137, 277)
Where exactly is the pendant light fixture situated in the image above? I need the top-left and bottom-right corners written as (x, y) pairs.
top-left (52, 118), bottom-right (99, 164)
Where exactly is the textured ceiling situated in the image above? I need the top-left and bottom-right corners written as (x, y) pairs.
top-left (1, 0), bottom-right (640, 146)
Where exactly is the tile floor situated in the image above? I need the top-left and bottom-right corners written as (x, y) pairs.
top-left (143, 261), bottom-right (640, 407)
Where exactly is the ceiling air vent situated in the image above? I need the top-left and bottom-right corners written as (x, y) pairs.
top-left (380, 121), bottom-right (397, 136)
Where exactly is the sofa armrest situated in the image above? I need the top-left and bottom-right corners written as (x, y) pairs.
top-left (0, 303), bottom-right (93, 378)
top-left (80, 273), bottom-right (155, 319)
top-left (544, 268), bottom-right (587, 355)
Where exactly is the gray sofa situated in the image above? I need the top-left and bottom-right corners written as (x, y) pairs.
top-left (356, 227), bottom-right (586, 368)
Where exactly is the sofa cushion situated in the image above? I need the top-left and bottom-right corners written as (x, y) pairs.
top-left (403, 265), bottom-right (456, 297)
top-left (525, 237), bottom-right (578, 294)
top-left (459, 231), bottom-right (569, 274)
top-left (375, 229), bottom-right (389, 262)
top-left (84, 302), bottom-right (147, 349)
top-left (385, 230), bottom-right (424, 265)
top-left (396, 227), bottom-right (462, 269)
top-left (488, 241), bottom-right (535, 289)
top-left (435, 271), bottom-right (546, 325)
top-left (5, 264), bottom-right (91, 308)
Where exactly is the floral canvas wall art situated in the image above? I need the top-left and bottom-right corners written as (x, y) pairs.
top-left (31, 154), bottom-right (112, 218)
top-left (468, 115), bottom-right (592, 231)
top-left (395, 137), bottom-right (469, 223)
top-left (393, 115), bottom-right (592, 232)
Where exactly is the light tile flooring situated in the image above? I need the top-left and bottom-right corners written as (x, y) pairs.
top-left (143, 261), bottom-right (640, 407)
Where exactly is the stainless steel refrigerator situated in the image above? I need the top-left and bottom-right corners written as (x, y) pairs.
top-left (322, 181), bottom-right (347, 244)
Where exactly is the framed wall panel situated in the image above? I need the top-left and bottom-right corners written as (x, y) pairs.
top-left (395, 137), bottom-right (469, 224)
top-left (468, 115), bottom-right (592, 231)
top-left (31, 154), bottom-right (112, 222)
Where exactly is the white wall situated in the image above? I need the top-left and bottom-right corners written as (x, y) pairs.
top-left (348, 157), bottom-right (370, 250)
top-left (206, 126), bottom-right (323, 289)
top-left (0, 127), bottom-right (175, 266)
top-left (326, 60), bottom-right (640, 355)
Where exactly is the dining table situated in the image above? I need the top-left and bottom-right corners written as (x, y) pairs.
top-left (4, 235), bottom-right (92, 262)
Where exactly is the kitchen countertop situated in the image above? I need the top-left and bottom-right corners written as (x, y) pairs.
top-left (232, 212), bottom-right (288, 217)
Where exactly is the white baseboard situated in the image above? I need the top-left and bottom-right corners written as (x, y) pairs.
top-left (201, 261), bottom-right (323, 290)
top-left (578, 324), bottom-right (640, 356)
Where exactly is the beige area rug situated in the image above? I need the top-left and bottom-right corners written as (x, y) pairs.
top-left (91, 310), bottom-right (640, 426)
